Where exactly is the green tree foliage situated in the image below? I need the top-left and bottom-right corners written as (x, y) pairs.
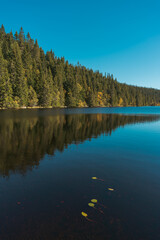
top-left (0, 46), bottom-right (13, 108)
top-left (28, 86), bottom-right (38, 107)
top-left (0, 24), bottom-right (160, 109)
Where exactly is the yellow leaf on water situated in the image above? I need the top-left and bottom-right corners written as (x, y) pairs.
top-left (91, 199), bottom-right (98, 203)
top-left (92, 177), bottom-right (97, 180)
top-left (88, 203), bottom-right (95, 207)
top-left (81, 212), bottom-right (88, 217)
top-left (108, 188), bottom-right (114, 191)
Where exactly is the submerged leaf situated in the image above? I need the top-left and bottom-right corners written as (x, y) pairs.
top-left (108, 188), bottom-right (114, 191)
top-left (92, 177), bottom-right (97, 180)
top-left (88, 203), bottom-right (95, 207)
top-left (81, 212), bottom-right (88, 217)
top-left (91, 199), bottom-right (98, 203)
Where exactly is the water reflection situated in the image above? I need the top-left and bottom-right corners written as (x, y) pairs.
top-left (0, 112), bottom-right (159, 176)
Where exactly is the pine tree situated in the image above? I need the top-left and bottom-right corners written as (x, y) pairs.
top-left (19, 27), bottom-right (25, 50)
top-left (53, 63), bottom-right (65, 106)
top-left (0, 25), bottom-right (5, 42)
top-left (10, 42), bottom-right (28, 106)
top-left (0, 47), bottom-right (13, 108)
top-left (28, 86), bottom-right (38, 107)
top-left (40, 69), bottom-right (53, 106)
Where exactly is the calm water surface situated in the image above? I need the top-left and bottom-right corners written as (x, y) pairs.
top-left (0, 107), bottom-right (160, 240)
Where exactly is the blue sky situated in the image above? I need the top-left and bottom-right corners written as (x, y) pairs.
top-left (1, 0), bottom-right (160, 89)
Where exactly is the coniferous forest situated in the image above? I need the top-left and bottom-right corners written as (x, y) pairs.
top-left (0, 25), bottom-right (160, 109)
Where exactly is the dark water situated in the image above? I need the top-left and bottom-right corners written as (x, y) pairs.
top-left (0, 107), bottom-right (160, 240)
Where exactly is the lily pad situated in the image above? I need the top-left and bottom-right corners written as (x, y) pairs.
top-left (91, 199), bottom-right (98, 203)
top-left (81, 212), bottom-right (88, 217)
top-left (88, 202), bottom-right (95, 207)
top-left (108, 188), bottom-right (114, 191)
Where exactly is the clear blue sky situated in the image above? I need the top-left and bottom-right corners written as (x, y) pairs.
top-left (1, 0), bottom-right (160, 89)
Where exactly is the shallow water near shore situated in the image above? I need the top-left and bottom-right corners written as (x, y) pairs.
top-left (0, 107), bottom-right (160, 240)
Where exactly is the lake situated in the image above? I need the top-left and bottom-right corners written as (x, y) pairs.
top-left (0, 107), bottom-right (160, 240)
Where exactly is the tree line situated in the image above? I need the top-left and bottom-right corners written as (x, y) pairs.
top-left (0, 25), bottom-right (160, 108)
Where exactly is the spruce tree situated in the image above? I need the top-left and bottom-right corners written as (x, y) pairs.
top-left (10, 42), bottom-right (28, 106)
top-left (28, 86), bottom-right (38, 107)
top-left (0, 47), bottom-right (13, 108)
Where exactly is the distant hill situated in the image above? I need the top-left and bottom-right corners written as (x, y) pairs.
top-left (0, 25), bottom-right (160, 108)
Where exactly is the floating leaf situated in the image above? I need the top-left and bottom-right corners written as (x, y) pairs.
top-left (91, 199), bottom-right (106, 208)
top-left (92, 177), bottom-right (104, 181)
top-left (91, 199), bottom-right (98, 203)
top-left (81, 212), bottom-right (88, 217)
top-left (81, 212), bottom-right (95, 222)
top-left (88, 202), bottom-right (104, 214)
top-left (88, 203), bottom-right (95, 207)
top-left (108, 188), bottom-right (114, 191)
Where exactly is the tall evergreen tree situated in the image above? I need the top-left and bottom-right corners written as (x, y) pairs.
top-left (0, 47), bottom-right (13, 108)
top-left (10, 42), bottom-right (28, 106)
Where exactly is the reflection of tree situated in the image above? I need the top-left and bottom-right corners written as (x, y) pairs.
top-left (0, 113), bottom-right (159, 176)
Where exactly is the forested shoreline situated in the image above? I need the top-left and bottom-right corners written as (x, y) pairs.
top-left (0, 25), bottom-right (160, 109)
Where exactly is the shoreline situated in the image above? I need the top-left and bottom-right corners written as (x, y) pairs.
top-left (0, 105), bottom-right (159, 111)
